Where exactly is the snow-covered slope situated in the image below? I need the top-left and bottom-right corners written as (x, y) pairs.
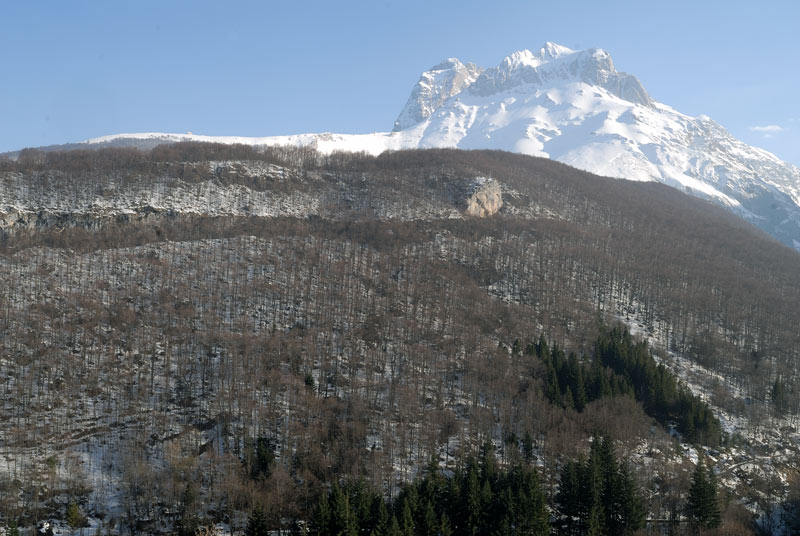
top-left (58, 42), bottom-right (800, 250)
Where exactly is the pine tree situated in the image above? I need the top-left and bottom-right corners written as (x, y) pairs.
top-left (575, 376), bottom-right (588, 412)
top-left (495, 486), bottom-right (515, 535)
top-left (175, 482), bottom-right (200, 536)
top-left (545, 366), bottom-right (560, 403)
top-left (66, 501), bottom-right (87, 531)
top-left (463, 464), bottom-right (483, 534)
top-left (420, 499), bottom-right (438, 536)
top-left (248, 436), bottom-right (274, 481)
top-left (479, 478), bottom-right (493, 529)
top-left (536, 334), bottom-right (549, 359)
top-left (579, 454), bottom-right (603, 531)
top-left (439, 514), bottom-right (453, 536)
top-left (522, 431), bottom-right (534, 463)
top-left (556, 460), bottom-right (581, 532)
top-left (369, 495), bottom-right (390, 536)
top-left (386, 515), bottom-right (402, 536)
top-left (773, 376), bottom-right (788, 415)
top-left (245, 505), bottom-right (270, 536)
top-left (311, 490), bottom-right (331, 535)
top-left (516, 465), bottom-right (550, 536)
top-left (557, 437), bottom-right (643, 535)
top-left (563, 385), bottom-right (575, 410)
top-left (330, 483), bottom-right (358, 536)
top-left (704, 464), bottom-right (722, 529)
top-left (687, 458), bottom-right (707, 528)
top-left (479, 442), bottom-right (498, 482)
top-left (684, 408), bottom-right (696, 442)
top-left (687, 458), bottom-right (721, 530)
top-left (615, 461), bottom-right (645, 534)
top-left (400, 500), bottom-right (415, 536)
top-left (586, 502), bottom-right (605, 536)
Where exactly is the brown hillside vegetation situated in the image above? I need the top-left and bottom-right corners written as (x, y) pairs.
top-left (0, 144), bottom-right (797, 532)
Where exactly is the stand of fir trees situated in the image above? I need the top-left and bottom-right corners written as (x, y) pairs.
top-left (555, 436), bottom-right (644, 536)
top-left (595, 326), bottom-right (722, 446)
top-left (527, 335), bottom-right (633, 412)
top-left (305, 445), bottom-right (549, 536)
top-left (283, 438), bottom-right (648, 536)
top-left (530, 326), bottom-right (722, 446)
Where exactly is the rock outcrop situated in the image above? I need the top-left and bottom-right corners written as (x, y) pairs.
top-left (464, 178), bottom-right (502, 217)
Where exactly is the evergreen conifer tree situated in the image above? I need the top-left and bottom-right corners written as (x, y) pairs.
top-left (536, 334), bottom-right (549, 359)
top-left (479, 478), bottom-right (493, 528)
top-left (463, 464), bottom-right (483, 533)
top-left (522, 431), bottom-right (534, 463)
top-left (687, 458), bottom-right (721, 530)
top-left (400, 500), bottom-right (415, 536)
top-left (773, 376), bottom-right (788, 415)
top-left (330, 483), bottom-right (358, 536)
top-left (517, 466), bottom-right (550, 535)
top-left (386, 515), bottom-right (402, 536)
top-left (704, 464), bottom-right (722, 529)
top-left (587, 502), bottom-right (605, 536)
top-left (420, 499), bottom-right (438, 536)
top-left (438, 513), bottom-right (453, 536)
top-left (311, 490), bottom-right (331, 535)
top-left (369, 495), bottom-right (390, 536)
top-left (66, 501), bottom-right (86, 531)
top-left (495, 486), bottom-right (515, 535)
top-left (575, 377), bottom-right (588, 412)
top-left (618, 461), bottom-right (645, 533)
top-left (245, 505), bottom-right (270, 536)
top-left (556, 460), bottom-right (581, 531)
top-left (563, 385), bottom-right (575, 410)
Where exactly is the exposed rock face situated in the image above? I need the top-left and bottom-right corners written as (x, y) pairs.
top-left (393, 58), bottom-right (483, 131)
top-left (467, 46), bottom-right (652, 107)
top-left (0, 166), bottom-right (513, 238)
top-left (464, 178), bottom-right (502, 217)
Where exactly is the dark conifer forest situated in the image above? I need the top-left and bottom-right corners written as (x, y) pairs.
top-left (0, 144), bottom-right (798, 534)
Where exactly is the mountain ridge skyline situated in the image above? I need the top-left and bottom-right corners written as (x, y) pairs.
top-left (11, 41), bottom-right (799, 251)
top-left (3, 2), bottom-right (799, 166)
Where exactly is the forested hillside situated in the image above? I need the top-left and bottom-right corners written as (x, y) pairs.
top-left (0, 145), bottom-right (798, 534)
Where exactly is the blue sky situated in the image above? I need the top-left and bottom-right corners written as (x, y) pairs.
top-left (2, 0), bottom-right (799, 165)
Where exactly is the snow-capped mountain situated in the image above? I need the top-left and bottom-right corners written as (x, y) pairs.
top-left (33, 42), bottom-right (800, 250)
top-left (393, 57), bottom-right (483, 131)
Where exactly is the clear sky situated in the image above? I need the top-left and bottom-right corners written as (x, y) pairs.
top-left (2, 0), bottom-right (799, 165)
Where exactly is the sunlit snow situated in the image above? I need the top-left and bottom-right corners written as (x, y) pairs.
top-left (82, 42), bottom-right (800, 249)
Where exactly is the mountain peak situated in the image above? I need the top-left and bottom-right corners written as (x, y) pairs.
top-left (497, 43), bottom-right (577, 71)
top-left (501, 49), bottom-right (540, 69)
top-left (392, 57), bottom-right (483, 131)
top-left (393, 44), bottom-right (652, 132)
top-left (501, 43), bottom-right (576, 69)
top-left (535, 41), bottom-right (575, 61)
top-left (464, 44), bottom-right (649, 106)
top-left (430, 57), bottom-right (463, 70)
